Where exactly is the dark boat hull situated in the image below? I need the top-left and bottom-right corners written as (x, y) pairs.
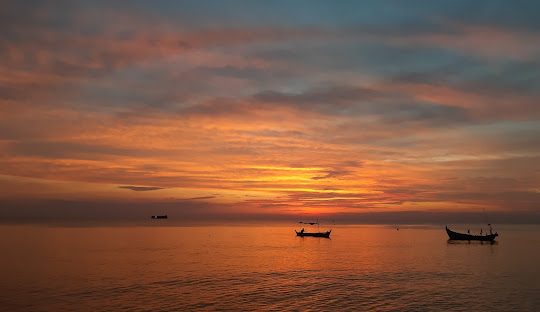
top-left (446, 227), bottom-right (497, 241)
top-left (295, 230), bottom-right (331, 238)
top-left (151, 215), bottom-right (168, 219)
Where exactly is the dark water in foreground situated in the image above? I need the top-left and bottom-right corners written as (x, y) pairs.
top-left (1, 223), bottom-right (539, 311)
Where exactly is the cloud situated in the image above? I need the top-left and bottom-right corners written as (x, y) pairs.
top-left (310, 161), bottom-right (363, 180)
top-left (118, 186), bottom-right (166, 192)
top-left (251, 85), bottom-right (472, 126)
top-left (311, 169), bottom-right (352, 180)
top-left (187, 196), bottom-right (216, 200)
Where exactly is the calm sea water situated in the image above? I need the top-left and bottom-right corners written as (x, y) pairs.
top-left (1, 223), bottom-right (539, 311)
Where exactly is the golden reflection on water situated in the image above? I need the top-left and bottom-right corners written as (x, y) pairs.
top-left (1, 224), bottom-right (539, 310)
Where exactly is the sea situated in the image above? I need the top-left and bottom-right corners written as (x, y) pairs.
top-left (1, 222), bottom-right (539, 311)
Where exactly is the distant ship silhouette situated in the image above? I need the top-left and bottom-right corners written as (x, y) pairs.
top-left (151, 215), bottom-right (168, 219)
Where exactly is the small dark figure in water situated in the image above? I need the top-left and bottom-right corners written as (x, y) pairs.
top-left (468, 229), bottom-right (470, 234)
top-left (480, 229), bottom-right (483, 235)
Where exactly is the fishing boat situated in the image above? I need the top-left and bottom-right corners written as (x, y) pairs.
top-left (151, 215), bottom-right (168, 219)
top-left (296, 229), bottom-right (332, 237)
top-left (445, 225), bottom-right (498, 241)
top-left (295, 219), bottom-right (331, 238)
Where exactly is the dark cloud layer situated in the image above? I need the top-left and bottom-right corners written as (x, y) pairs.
top-left (118, 186), bottom-right (166, 192)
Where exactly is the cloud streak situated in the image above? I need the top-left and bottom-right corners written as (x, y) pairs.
top-left (119, 186), bottom-right (166, 192)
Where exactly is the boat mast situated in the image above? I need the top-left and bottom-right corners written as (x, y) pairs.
top-left (483, 208), bottom-right (493, 234)
top-left (317, 218), bottom-right (320, 232)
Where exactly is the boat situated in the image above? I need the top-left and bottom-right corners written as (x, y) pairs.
top-left (295, 219), bottom-right (331, 238)
top-left (445, 225), bottom-right (498, 241)
top-left (151, 215), bottom-right (168, 219)
top-left (295, 229), bottom-right (332, 238)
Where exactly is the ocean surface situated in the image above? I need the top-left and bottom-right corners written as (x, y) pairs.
top-left (1, 223), bottom-right (539, 311)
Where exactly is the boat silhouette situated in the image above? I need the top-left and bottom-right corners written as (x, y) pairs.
top-left (295, 228), bottom-right (332, 238)
top-left (151, 215), bottom-right (168, 219)
top-left (445, 225), bottom-right (498, 241)
top-left (295, 219), bottom-right (331, 238)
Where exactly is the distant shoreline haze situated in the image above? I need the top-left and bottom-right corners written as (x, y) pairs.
top-left (1, 199), bottom-right (539, 225)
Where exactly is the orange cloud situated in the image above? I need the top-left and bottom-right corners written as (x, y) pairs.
top-left (1, 5), bottom-right (539, 221)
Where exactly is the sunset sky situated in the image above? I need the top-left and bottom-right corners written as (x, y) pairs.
top-left (1, 1), bottom-right (539, 222)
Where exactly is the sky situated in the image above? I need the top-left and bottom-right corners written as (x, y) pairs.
top-left (1, 1), bottom-right (539, 223)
